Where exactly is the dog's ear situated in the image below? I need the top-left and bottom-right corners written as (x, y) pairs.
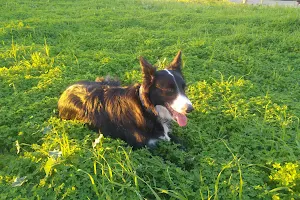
top-left (167, 50), bottom-right (182, 72)
top-left (139, 57), bottom-right (157, 115)
top-left (140, 57), bottom-right (156, 85)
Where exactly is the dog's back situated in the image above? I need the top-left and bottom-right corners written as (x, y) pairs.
top-left (58, 76), bottom-right (121, 121)
top-left (58, 78), bottom-right (161, 148)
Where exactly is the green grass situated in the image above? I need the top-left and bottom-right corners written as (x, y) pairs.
top-left (1, 0), bottom-right (300, 199)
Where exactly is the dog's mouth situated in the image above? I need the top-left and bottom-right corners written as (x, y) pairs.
top-left (166, 104), bottom-right (187, 127)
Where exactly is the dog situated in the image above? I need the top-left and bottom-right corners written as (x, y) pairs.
top-left (58, 51), bottom-right (193, 148)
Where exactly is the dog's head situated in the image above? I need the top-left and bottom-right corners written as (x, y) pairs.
top-left (139, 51), bottom-right (193, 127)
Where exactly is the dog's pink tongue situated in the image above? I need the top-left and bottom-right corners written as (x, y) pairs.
top-left (175, 113), bottom-right (187, 127)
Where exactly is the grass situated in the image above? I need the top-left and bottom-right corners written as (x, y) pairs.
top-left (0, 0), bottom-right (300, 199)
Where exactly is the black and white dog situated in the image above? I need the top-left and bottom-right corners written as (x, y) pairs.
top-left (58, 51), bottom-right (193, 148)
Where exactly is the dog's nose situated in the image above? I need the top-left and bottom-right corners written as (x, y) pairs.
top-left (186, 104), bottom-right (194, 113)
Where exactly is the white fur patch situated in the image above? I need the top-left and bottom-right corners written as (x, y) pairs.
top-left (159, 122), bottom-right (171, 141)
top-left (170, 94), bottom-right (192, 113)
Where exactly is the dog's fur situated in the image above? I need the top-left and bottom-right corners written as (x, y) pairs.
top-left (58, 51), bottom-right (193, 148)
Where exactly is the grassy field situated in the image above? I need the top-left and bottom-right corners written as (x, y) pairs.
top-left (1, 0), bottom-right (300, 199)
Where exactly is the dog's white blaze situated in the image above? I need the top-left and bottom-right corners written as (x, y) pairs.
top-left (170, 94), bottom-right (192, 113)
top-left (164, 69), bottom-right (179, 90)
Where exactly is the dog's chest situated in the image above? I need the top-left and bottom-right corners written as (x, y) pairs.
top-left (147, 119), bottom-right (171, 146)
top-left (158, 120), bottom-right (171, 141)
top-left (154, 105), bottom-right (173, 141)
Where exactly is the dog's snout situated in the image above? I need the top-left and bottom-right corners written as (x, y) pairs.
top-left (186, 104), bottom-right (194, 113)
